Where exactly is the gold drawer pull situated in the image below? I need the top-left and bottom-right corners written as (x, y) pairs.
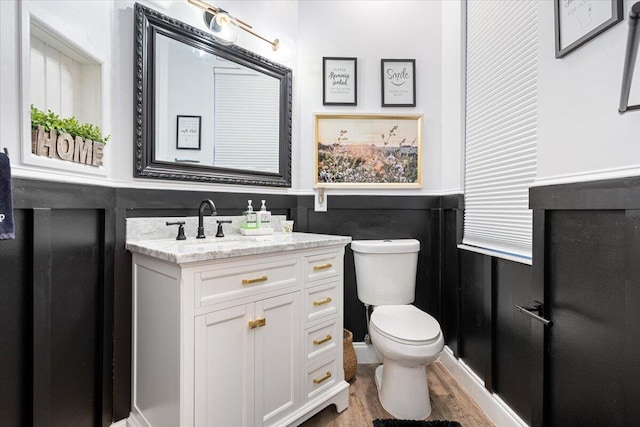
top-left (313, 297), bottom-right (332, 306)
top-left (313, 334), bottom-right (332, 345)
top-left (242, 275), bottom-right (268, 285)
top-left (313, 263), bottom-right (332, 271)
top-left (248, 318), bottom-right (266, 329)
top-left (313, 371), bottom-right (332, 384)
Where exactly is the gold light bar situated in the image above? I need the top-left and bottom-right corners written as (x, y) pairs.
top-left (187, 0), bottom-right (279, 51)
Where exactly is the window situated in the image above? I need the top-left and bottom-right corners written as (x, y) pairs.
top-left (463, 0), bottom-right (538, 261)
top-left (213, 70), bottom-right (280, 173)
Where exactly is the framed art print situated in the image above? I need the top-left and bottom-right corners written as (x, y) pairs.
top-left (322, 57), bottom-right (357, 105)
top-left (554, 0), bottom-right (622, 58)
top-left (381, 59), bottom-right (416, 107)
top-left (315, 113), bottom-right (422, 188)
top-left (176, 115), bottom-right (201, 150)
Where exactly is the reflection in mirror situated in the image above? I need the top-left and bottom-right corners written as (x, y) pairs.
top-left (134, 3), bottom-right (292, 187)
top-left (154, 34), bottom-right (280, 173)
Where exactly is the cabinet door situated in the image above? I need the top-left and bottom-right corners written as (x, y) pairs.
top-left (195, 303), bottom-right (255, 427)
top-left (254, 292), bottom-right (300, 426)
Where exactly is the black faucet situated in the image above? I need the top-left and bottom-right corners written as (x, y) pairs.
top-left (197, 199), bottom-right (217, 238)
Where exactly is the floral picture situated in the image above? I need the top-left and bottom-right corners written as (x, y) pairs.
top-left (315, 114), bottom-right (422, 187)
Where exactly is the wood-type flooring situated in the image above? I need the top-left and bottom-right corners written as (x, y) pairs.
top-left (301, 362), bottom-right (495, 427)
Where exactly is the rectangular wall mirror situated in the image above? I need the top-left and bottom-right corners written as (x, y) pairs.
top-left (134, 3), bottom-right (292, 187)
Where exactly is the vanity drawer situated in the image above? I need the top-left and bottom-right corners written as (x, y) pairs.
top-left (304, 251), bottom-right (340, 283)
top-left (306, 357), bottom-right (340, 400)
top-left (196, 257), bottom-right (299, 307)
top-left (305, 319), bottom-right (339, 364)
top-left (305, 281), bottom-right (338, 323)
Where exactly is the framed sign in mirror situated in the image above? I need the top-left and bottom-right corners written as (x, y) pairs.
top-left (176, 115), bottom-right (201, 150)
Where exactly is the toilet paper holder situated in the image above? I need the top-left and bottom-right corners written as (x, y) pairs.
top-left (515, 301), bottom-right (553, 327)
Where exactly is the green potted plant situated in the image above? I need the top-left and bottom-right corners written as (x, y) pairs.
top-left (30, 105), bottom-right (110, 167)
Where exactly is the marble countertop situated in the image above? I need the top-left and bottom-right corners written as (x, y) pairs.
top-left (126, 232), bottom-right (352, 264)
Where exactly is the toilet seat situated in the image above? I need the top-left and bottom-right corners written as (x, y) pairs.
top-left (370, 305), bottom-right (441, 346)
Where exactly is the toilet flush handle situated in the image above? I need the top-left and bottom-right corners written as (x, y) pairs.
top-left (515, 301), bottom-right (553, 327)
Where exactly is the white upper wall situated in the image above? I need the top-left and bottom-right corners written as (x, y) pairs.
top-left (2, 0), bottom-right (639, 194)
top-left (534, 0), bottom-right (640, 186)
top-left (296, 0), bottom-right (444, 195)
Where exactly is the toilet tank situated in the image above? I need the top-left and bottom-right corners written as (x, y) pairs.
top-left (351, 239), bottom-right (420, 306)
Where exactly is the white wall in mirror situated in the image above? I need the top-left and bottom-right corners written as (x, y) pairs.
top-left (154, 33), bottom-right (280, 173)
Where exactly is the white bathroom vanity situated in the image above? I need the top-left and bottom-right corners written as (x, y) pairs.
top-left (126, 223), bottom-right (351, 427)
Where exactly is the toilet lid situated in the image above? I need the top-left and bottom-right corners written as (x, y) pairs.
top-left (370, 305), bottom-right (441, 345)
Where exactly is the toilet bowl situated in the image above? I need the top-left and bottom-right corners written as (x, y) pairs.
top-left (351, 239), bottom-right (444, 420)
top-left (368, 304), bottom-right (444, 419)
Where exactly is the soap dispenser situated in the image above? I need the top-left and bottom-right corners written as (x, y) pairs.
top-left (243, 200), bottom-right (258, 229)
top-left (258, 200), bottom-right (271, 229)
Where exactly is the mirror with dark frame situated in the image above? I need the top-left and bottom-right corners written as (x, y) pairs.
top-left (134, 3), bottom-right (292, 187)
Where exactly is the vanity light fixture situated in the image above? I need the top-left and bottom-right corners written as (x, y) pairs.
top-left (187, 0), bottom-right (280, 51)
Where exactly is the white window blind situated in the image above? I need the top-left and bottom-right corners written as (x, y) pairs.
top-left (463, 0), bottom-right (538, 260)
top-left (30, 36), bottom-right (79, 119)
top-left (213, 71), bottom-right (280, 173)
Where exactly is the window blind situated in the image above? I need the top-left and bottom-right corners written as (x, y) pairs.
top-left (213, 71), bottom-right (280, 173)
top-left (463, 0), bottom-right (538, 259)
top-left (30, 36), bottom-right (79, 119)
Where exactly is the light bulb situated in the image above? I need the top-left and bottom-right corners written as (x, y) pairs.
top-left (210, 12), bottom-right (239, 45)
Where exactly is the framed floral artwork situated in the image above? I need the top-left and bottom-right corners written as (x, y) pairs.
top-left (315, 114), bottom-right (422, 187)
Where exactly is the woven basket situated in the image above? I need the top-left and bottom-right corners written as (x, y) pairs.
top-left (343, 329), bottom-right (357, 381)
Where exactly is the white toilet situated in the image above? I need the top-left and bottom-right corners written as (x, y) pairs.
top-left (351, 239), bottom-right (444, 420)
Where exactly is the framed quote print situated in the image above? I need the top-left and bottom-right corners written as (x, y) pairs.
top-left (322, 57), bottom-right (357, 106)
top-left (381, 59), bottom-right (416, 107)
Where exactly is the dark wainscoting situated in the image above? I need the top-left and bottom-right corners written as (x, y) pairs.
top-left (451, 176), bottom-right (640, 427)
top-left (0, 179), bottom-right (115, 427)
top-left (531, 176), bottom-right (640, 427)
top-left (2, 178), bottom-right (462, 425)
top-left (457, 250), bottom-right (534, 424)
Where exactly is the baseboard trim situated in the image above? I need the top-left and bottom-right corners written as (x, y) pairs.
top-left (354, 341), bottom-right (382, 364)
top-left (109, 418), bottom-right (128, 427)
top-left (440, 347), bottom-right (528, 427)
